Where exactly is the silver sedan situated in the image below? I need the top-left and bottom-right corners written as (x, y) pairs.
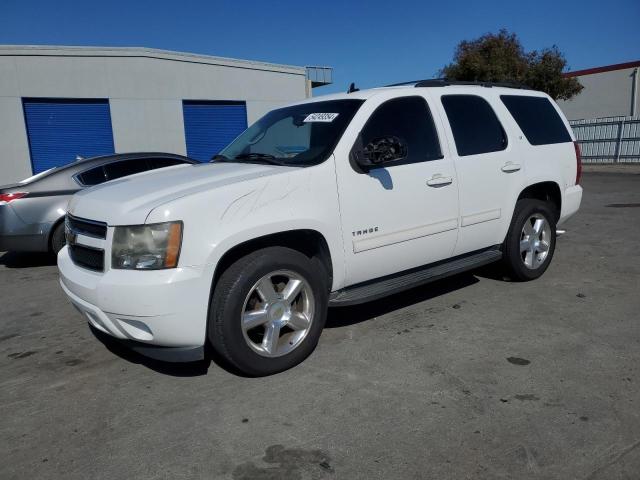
top-left (0, 152), bottom-right (196, 254)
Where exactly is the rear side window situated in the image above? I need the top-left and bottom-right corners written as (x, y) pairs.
top-left (104, 160), bottom-right (150, 181)
top-left (500, 95), bottom-right (572, 145)
top-left (360, 96), bottom-right (442, 165)
top-left (441, 95), bottom-right (507, 156)
top-left (76, 166), bottom-right (106, 186)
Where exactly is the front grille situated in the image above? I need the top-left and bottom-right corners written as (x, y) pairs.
top-left (69, 244), bottom-right (105, 272)
top-left (66, 214), bottom-right (107, 239)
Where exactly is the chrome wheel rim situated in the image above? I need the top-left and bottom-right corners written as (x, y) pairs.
top-left (520, 213), bottom-right (552, 269)
top-left (241, 270), bottom-right (315, 357)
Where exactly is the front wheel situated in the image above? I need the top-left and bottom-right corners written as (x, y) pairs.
top-left (502, 199), bottom-right (557, 281)
top-left (208, 247), bottom-right (328, 376)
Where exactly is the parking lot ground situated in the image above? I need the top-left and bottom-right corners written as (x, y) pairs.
top-left (1, 172), bottom-right (639, 480)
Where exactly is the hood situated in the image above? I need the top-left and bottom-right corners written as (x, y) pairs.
top-left (68, 162), bottom-right (291, 225)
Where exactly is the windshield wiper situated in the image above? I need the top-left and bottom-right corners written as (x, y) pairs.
top-left (233, 153), bottom-right (286, 166)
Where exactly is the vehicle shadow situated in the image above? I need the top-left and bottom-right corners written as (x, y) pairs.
top-left (326, 272), bottom-right (480, 328)
top-left (90, 326), bottom-right (212, 377)
top-left (472, 262), bottom-right (511, 282)
top-left (0, 251), bottom-right (57, 268)
top-left (90, 271), bottom-right (487, 378)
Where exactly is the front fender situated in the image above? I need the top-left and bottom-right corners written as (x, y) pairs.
top-left (145, 159), bottom-right (345, 291)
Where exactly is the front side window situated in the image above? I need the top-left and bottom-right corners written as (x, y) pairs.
top-left (359, 96), bottom-right (442, 166)
top-left (500, 95), bottom-right (572, 146)
top-left (441, 95), bottom-right (507, 156)
top-left (219, 100), bottom-right (364, 167)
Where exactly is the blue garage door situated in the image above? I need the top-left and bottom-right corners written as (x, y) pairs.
top-left (183, 101), bottom-right (248, 161)
top-left (23, 99), bottom-right (115, 174)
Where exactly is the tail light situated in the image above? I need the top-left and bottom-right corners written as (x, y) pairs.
top-left (573, 141), bottom-right (582, 185)
top-left (0, 192), bottom-right (28, 204)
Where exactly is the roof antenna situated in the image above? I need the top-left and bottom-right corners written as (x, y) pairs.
top-left (347, 82), bottom-right (359, 93)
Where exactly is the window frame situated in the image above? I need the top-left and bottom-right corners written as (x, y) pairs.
top-left (350, 95), bottom-right (444, 173)
top-left (440, 94), bottom-right (509, 157)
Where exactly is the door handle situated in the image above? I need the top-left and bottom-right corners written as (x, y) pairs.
top-left (427, 175), bottom-right (453, 187)
top-left (501, 162), bottom-right (521, 173)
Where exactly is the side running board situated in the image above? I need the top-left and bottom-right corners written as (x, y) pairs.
top-left (328, 247), bottom-right (502, 307)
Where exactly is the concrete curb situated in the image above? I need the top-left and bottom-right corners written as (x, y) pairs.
top-left (583, 164), bottom-right (640, 174)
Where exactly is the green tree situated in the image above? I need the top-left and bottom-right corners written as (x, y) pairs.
top-left (440, 29), bottom-right (583, 100)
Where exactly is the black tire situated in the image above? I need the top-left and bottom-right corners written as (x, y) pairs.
top-left (502, 199), bottom-right (557, 281)
top-left (50, 221), bottom-right (66, 255)
top-left (208, 247), bottom-right (328, 376)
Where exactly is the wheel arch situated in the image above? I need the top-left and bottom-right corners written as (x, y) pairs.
top-left (210, 229), bottom-right (334, 297)
top-left (516, 181), bottom-right (562, 220)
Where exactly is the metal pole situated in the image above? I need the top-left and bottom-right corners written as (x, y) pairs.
top-left (632, 67), bottom-right (639, 117)
top-left (615, 119), bottom-right (625, 163)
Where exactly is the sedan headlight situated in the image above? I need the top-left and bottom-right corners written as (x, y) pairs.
top-left (112, 221), bottom-right (183, 270)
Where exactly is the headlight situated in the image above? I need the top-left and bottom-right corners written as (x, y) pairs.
top-left (112, 221), bottom-right (183, 270)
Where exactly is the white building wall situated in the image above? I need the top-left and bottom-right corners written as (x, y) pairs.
top-left (109, 99), bottom-right (188, 155)
top-left (0, 47), bottom-right (310, 183)
top-left (0, 97), bottom-right (32, 182)
top-left (557, 67), bottom-right (640, 121)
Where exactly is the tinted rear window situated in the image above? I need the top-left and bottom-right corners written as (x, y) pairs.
top-left (441, 95), bottom-right (507, 156)
top-left (500, 95), bottom-right (571, 146)
top-left (77, 166), bottom-right (106, 186)
top-left (104, 160), bottom-right (149, 181)
top-left (148, 158), bottom-right (188, 169)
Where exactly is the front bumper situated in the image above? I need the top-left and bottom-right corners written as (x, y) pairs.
top-left (58, 246), bottom-right (213, 362)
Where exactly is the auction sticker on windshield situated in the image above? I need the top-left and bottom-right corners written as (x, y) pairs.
top-left (304, 113), bottom-right (339, 122)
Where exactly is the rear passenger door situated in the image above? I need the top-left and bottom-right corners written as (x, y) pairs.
top-left (335, 93), bottom-right (459, 286)
top-left (435, 93), bottom-right (524, 256)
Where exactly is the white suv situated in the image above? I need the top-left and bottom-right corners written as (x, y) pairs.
top-left (58, 80), bottom-right (583, 375)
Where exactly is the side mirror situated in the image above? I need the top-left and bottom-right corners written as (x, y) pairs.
top-left (353, 135), bottom-right (408, 169)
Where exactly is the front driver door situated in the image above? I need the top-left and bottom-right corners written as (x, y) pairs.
top-left (334, 93), bottom-right (459, 287)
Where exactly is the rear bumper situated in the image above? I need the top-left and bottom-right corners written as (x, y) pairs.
top-left (0, 204), bottom-right (50, 252)
top-left (559, 185), bottom-right (583, 226)
top-left (58, 246), bottom-right (213, 361)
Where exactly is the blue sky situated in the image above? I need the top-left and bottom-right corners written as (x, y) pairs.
top-left (1, 0), bottom-right (639, 94)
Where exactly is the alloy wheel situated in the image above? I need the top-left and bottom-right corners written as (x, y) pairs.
top-left (519, 213), bottom-right (552, 269)
top-left (241, 270), bottom-right (315, 357)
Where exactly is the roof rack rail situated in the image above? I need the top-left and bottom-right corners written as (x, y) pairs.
top-left (386, 78), bottom-right (529, 89)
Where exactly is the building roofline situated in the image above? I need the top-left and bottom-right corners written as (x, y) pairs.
top-left (563, 60), bottom-right (640, 78)
top-left (0, 45), bottom-right (307, 75)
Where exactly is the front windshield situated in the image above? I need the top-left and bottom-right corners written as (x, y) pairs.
top-left (218, 99), bottom-right (364, 166)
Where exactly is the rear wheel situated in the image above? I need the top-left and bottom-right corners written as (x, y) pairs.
top-left (50, 222), bottom-right (66, 255)
top-left (502, 199), bottom-right (557, 281)
top-left (208, 247), bottom-right (328, 376)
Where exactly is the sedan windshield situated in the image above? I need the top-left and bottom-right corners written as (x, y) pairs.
top-left (217, 99), bottom-right (364, 166)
